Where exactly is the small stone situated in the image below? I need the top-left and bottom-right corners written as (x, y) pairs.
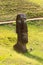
top-left (30, 48), bottom-right (33, 52)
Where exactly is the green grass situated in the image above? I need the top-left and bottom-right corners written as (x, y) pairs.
top-left (27, 0), bottom-right (43, 6)
top-left (0, 0), bottom-right (43, 21)
top-left (0, 22), bottom-right (43, 65)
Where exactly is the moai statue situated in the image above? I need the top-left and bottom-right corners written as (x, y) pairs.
top-left (13, 14), bottom-right (28, 53)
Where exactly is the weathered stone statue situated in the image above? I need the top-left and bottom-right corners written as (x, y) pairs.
top-left (13, 14), bottom-right (28, 53)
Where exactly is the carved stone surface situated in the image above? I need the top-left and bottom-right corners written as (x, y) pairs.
top-left (13, 14), bottom-right (28, 53)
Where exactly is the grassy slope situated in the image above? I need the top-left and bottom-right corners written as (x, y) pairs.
top-left (0, 0), bottom-right (43, 21)
top-left (0, 22), bottom-right (43, 65)
top-left (28, 0), bottom-right (43, 6)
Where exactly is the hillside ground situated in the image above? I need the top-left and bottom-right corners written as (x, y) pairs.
top-left (0, 21), bottom-right (43, 65)
top-left (0, 0), bottom-right (43, 21)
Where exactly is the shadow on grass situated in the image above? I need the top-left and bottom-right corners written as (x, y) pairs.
top-left (24, 52), bottom-right (43, 64)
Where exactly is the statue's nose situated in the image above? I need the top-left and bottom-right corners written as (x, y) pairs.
top-left (21, 18), bottom-right (26, 22)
